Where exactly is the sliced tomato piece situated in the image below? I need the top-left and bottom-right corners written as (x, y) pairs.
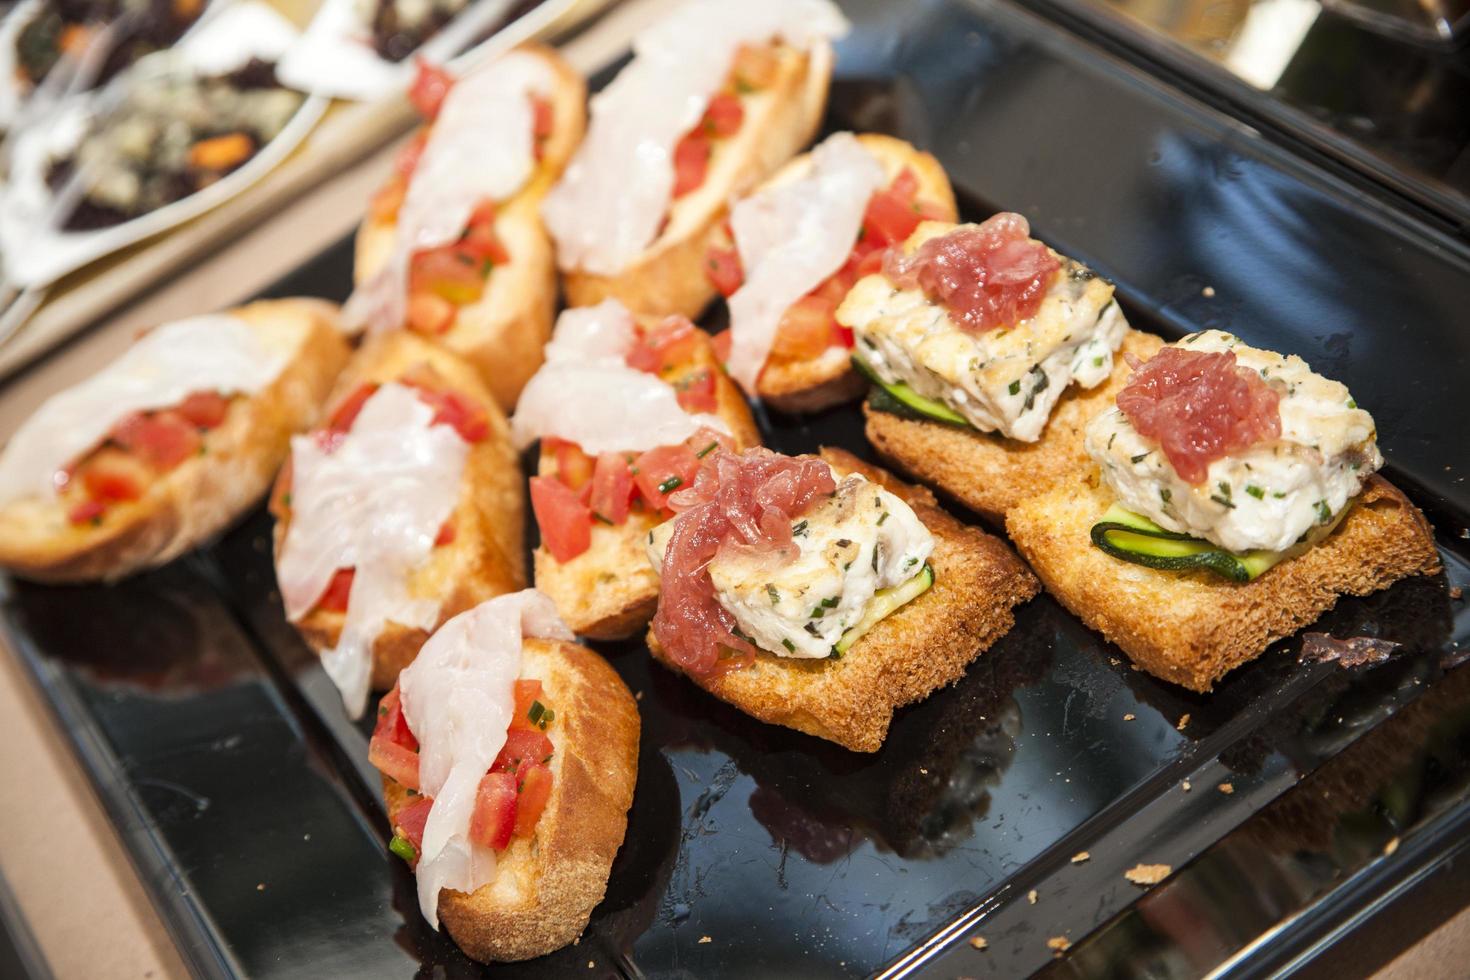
top-left (862, 189), bottom-right (923, 250)
top-left (111, 411), bottom-right (200, 470)
top-left (702, 92), bottom-right (744, 138)
top-left (672, 133), bottom-right (711, 198)
top-left (79, 451), bottom-right (147, 503)
top-left (328, 383), bottom-right (379, 434)
top-left (509, 680), bottom-right (545, 732)
top-left (67, 499), bottom-right (106, 526)
top-left (548, 438), bottom-right (594, 491)
top-left (373, 686), bottom-right (419, 750)
top-left (675, 369), bottom-right (718, 413)
top-left (627, 316), bottom-right (699, 376)
top-left (494, 729), bottom-right (555, 782)
top-left (395, 796), bottom-right (434, 852)
top-left (771, 295), bottom-right (838, 361)
top-left (468, 772), bottom-right (518, 851)
top-left (731, 43), bottom-right (779, 90)
top-left (434, 519), bottom-right (455, 547)
top-left (889, 167), bottom-right (919, 201)
top-left (854, 246), bottom-right (886, 279)
top-left (589, 452), bottom-right (635, 525)
top-left (411, 386), bottom-right (490, 443)
top-left (369, 736), bottom-right (421, 791)
top-left (705, 246), bottom-right (743, 297)
top-left (531, 96), bottom-right (553, 146)
top-left (460, 201), bottom-right (509, 266)
top-left (633, 443), bottom-right (701, 510)
top-left (176, 391), bottom-right (230, 429)
top-left (513, 764), bottom-right (553, 838)
top-left (408, 59), bottom-right (455, 119)
top-left (530, 475), bottom-right (593, 563)
top-left (317, 567), bottom-right (355, 613)
top-left (409, 246), bottom-right (487, 306)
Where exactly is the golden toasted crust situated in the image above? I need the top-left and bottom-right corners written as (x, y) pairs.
top-left (0, 299), bottom-right (348, 583)
top-left (274, 332), bottom-right (526, 690)
top-left (384, 638), bottom-right (640, 962)
top-left (1006, 473), bottom-right (1441, 692)
top-left (533, 323), bottom-right (761, 639)
top-left (355, 44), bottom-right (587, 410)
top-left (560, 43), bottom-right (833, 319)
top-left (748, 134), bottom-right (958, 413)
top-left (647, 447), bottom-right (1039, 752)
top-left (863, 329), bottom-right (1165, 524)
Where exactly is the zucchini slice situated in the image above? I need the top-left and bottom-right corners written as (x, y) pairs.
top-left (852, 355), bottom-right (972, 427)
top-left (834, 563), bottom-right (935, 655)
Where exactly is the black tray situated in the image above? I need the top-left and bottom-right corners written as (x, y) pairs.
top-left (4, 0), bottom-right (1470, 977)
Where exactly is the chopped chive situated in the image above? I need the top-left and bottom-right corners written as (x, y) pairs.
top-left (821, 596), bottom-right (838, 608)
top-left (697, 441), bottom-right (719, 458)
top-left (781, 638), bottom-right (796, 653)
top-left (658, 476), bottom-right (683, 494)
top-left (389, 835), bottom-right (416, 863)
top-left (1092, 356), bottom-right (1104, 368)
top-left (1008, 380), bottom-right (1021, 396)
top-left (804, 623), bottom-right (822, 637)
top-left (871, 547), bottom-right (880, 572)
top-left (766, 584), bottom-right (781, 605)
top-left (1210, 494), bottom-right (1235, 509)
top-left (593, 512), bottom-right (614, 525)
top-left (528, 700), bottom-right (552, 729)
top-left (792, 520), bottom-right (808, 537)
top-left (1245, 485), bottom-right (1265, 499)
top-left (1160, 488), bottom-right (1171, 504)
top-left (877, 511), bottom-right (889, 526)
top-left (1131, 452), bottom-right (1150, 464)
top-left (810, 606), bottom-right (825, 618)
top-left (1107, 433), bottom-right (1116, 451)
top-left (1316, 500), bottom-right (1332, 524)
top-left (1273, 491), bottom-right (1286, 499)
top-left (1347, 398), bottom-right (1357, 409)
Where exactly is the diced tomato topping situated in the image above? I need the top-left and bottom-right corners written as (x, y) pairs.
top-left (675, 369), bottom-right (718, 413)
top-left (408, 59), bottom-right (455, 119)
top-left (854, 246), bottom-right (886, 279)
top-left (672, 133), bottom-right (711, 198)
top-left (67, 499), bottom-right (106, 526)
top-left (434, 519), bottom-right (455, 547)
top-left (79, 453), bottom-right (146, 503)
top-left (706, 246), bottom-right (744, 297)
top-left (712, 330), bottom-right (733, 365)
top-left (861, 170), bottom-right (925, 249)
top-left (771, 295), bottom-right (837, 361)
top-left (328, 384), bottom-right (379, 434)
top-left (890, 167), bottom-right (919, 201)
top-left (531, 96), bottom-right (553, 160)
top-left (373, 687), bottom-right (418, 750)
top-left (514, 764), bottom-right (553, 838)
top-left (468, 771), bottom-right (518, 851)
top-left (731, 43), bottom-right (779, 90)
top-left (318, 567), bottom-right (355, 613)
top-left (176, 391), bottom-right (230, 429)
top-left (509, 679), bottom-right (545, 732)
top-left (369, 737), bottom-right (421, 791)
top-left (110, 411), bottom-right (200, 470)
top-left (589, 452), bottom-right (635, 525)
top-left (409, 386), bottom-right (490, 443)
top-left (460, 200), bottom-right (509, 265)
top-left (409, 247), bottom-right (486, 306)
top-left (626, 316), bottom-right (699, 376)
top-left (395, 796), bottom-right (433, 852)
top-left (546, 438), bottom-right (594, 491)
top-left (394, 131), bottom-right (429, 179)
top-left (494, 729), bottom-right (555, 782)
top-left (702, 92), bottom-right (744, 139)
top-left (530, 475), bottom-right (593, 562)
top-left (633, 443), bottom-right (701, 511)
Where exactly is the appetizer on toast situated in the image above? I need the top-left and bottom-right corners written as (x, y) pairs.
top-left (0, 299), bottom-right (347, 583)
top-left (346, 45), bottom-right (586, 409)
top-left (541, 0), bottom-right (846, 319)
top-left (512, 300), bottom-right (760, 640)
top-left (838, 213), bottom-right (1151, 522)
top-left (272, 332), bottom-right (525, 716)
top-left (708, 132), bottom-right (957, 413)
top-left (645, 446), bottom-right (1038, 752)
top-left (372, 591), bottom-right (639, 962)
top-left (1007, 330), bottom-right (1440, 691)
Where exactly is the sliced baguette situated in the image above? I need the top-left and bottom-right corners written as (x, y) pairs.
top-left (864, 329), bottom-right (1165, 523)
top-left (0, 299), bottom-right (348, 583)
top-left (273, 332), bottom-right (526, 690)
top-left (560, 41), bottom-right (833, 319)
top-left (647, 447), bottom-right (1039, 752)
top-left (1006, 473), bottom-right (1441, 692)
top-left (355, 44), bottom-right (587, 410)
top-left (383, 637), bottom-right (640, 962)
top-left (532, 322), bottom-right (761, 640)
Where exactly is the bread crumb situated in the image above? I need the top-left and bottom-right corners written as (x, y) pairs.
top-left (969, 936), bottom-right (988, 950)
top-left (1384, 837), bottom-right (1400, 856)
top-left (1047, 936), bottom-right (1072, 955)
top-left (1109, 656), bottom-right (1121, 666)
top-left (1182, 780), bottom-right (1192, 792)
top-left (1071, 851), bottom-right (1090, 864)
top-left (1176, 713), bottom-right (1190, 731)
top-left (636, 690), bottom-right (644, 701)
top-left (1028, 889), bottom-right (1038, 904)
top-left (1218, 782), bottom-right (1234, 795)
top-left (588, 961), bottom-right (595, 969)
top-left (1123, 713), bottom-right (1136, 721)
top-left (698, 936), bottom-right (712, 944)
top-left (256, 883), bottom-right (265, 891)
top-left (1125, 863), bottom-right (1171, 885)
top-left (1202, 286), bottom-right (1216, 297)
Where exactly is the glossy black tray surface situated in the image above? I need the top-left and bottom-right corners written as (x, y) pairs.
top-left (3, 0), bottom-right (1470, 977)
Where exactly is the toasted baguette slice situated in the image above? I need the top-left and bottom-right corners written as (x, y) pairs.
top-left (0, 299), bottom-right (348, 583)
top-left (720, 133), bottom-right (959, 413)
top-left (383, 637), bottom-right (639, 962)
top-left (647, 447), bottom-right (1039, 752)
top-left (273, 332), bottom-right (526, 689)
top-left (1006, 473), bottom-right (1441, 692)
top-left (864, 329), bottom-right (1165, 524)
top-left (355, 44), bottom-right (587, 410)
top-left (532, 322), bottom-right (761, 640)
top-left (561, 41), bottom-right (833, 319)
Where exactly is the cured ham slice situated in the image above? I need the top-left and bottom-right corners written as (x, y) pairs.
top-left (540, 0), bottom-right (848, 276)
top-left (343, 51), bottom-right (555, 334)
top-left (0, 315), bottom-right (288, 507)
top-left (725, 132), bottom-right (884, 392)
top-left (397, 590), bottom-right (573, 929)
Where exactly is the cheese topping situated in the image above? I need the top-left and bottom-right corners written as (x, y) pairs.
top-left (649, 471), bottom-right (932, 658)
top-left (277, 384), bottom-right (469, 717)
top-left (725, 132), bottom-right (885, 393)
top-left (839, 221), bottom-right (1127, 442)
top-left (0, 314), bottom-right (290, 507)
top-left (540, 0), bottom-right (848, 276)
top-left (1085, 330), bottom-right (1382, 553)
top-left (343, 51), bottom-right (554, 333)
top-left (397, 590), bottom-right (573, 930)
top-left (511, 300), bottom-right (728, 454)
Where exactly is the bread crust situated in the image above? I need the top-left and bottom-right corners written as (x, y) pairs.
top-left (354, 44), bottom-right (587, 410)
top-left (742, 133), bottom-right (959, 413)
top-left (273, 332), bottom-right (526, 690)
top-left (647, 447), bottom-right (1039, 752)
top-left (863, 328), bottom-right (1164, 524)
top-left (532, 323), bottom-right (761, 639)
top-left (383, 638), bottom-right (640, 962)
top-left (1005, 473), bottom-right (1442, 692)
top-left (560, 42), bottom-right (834, 319)
top-left (0, 298), bottom-right (349, 583)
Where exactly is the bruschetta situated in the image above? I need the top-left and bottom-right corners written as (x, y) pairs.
top-left (0, 299), bottom-right (347, 583)
top-left (541, 0), bottom-right (847, 320)
top-left (838, 213), bottom-right (1153, 523)
top-left (371, 591), bottom-right (639, 962)
top-left (707, 132), bottom-right (957, 413)
top-left (346, 45), bottom-right (586, 409)
top-left (644, 445), bottom-right (1038, 752)
top-left (271, 332), bottom-right (525, 717)
top-left (1007, 330), bottom-right (1441, 691)
top-left (511, 300), bottom-right (760, 640)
